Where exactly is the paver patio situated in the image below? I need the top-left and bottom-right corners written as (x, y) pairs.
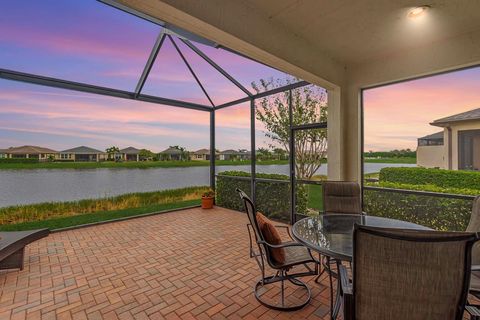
top-left (0, 207), bottom-right (333, 320)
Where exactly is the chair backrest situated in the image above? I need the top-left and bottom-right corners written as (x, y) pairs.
top-left (352, 225), bottom-right (477, 320)
top-left (322, 181), bottom-right (362, 214)
top-left (466, 196), bottom-right (480, 265)
top-left (236, 189), bottom-right (264, 243)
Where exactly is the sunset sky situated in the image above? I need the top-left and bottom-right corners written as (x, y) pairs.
top-left (1, 1), bottom-right (479, 152)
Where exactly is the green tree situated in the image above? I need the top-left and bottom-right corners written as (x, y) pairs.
top-left (139, 149), bottom-right (155, 161)
top-left (168, 145), bottom-right (190, 161)
top-left (105, 146), bottom-right (120, 161)
top-left (254, 78), bottom-right (327, 179)
top-left (256, 147), bottom-right (272, 161)
top-left (272, 147), bottom-right (288, 160)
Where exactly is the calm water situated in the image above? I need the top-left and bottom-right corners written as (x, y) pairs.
top-left (0, 163), bottom-right (415, 207)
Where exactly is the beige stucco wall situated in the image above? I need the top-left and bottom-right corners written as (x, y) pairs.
top-left (416, 145), bottom-right (445, 169)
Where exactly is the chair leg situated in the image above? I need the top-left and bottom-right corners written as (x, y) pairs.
top-left (315, 253), bottom-right (324, 283)
top-left (254, 271), bottom-right (312, 311)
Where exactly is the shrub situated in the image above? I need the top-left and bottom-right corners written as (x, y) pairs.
top-left (216, 171), bottom-right (307, 222)
top-left (379, 167), bottom-right (480, 190)
top-left (363, 188), bottom-right (474, 231)
top-left (0, 158), bottom-right (39, 164)
top-left (369, 181), bottom-right (480, 196)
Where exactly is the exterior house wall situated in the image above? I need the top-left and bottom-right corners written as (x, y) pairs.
top-left (191, 154), bottom-right (206, 161)
top-left (125, 154), bottom-right (139, 161)
top-left (450, 121), bottom-right (480, 170)
top-left (474, 136), bottom-right (480, 170)
top-left (416, 145), bottom-right (445, 169)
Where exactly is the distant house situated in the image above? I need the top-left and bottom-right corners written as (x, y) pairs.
top-left (159, 147), bottom-right (186, 161)
top-left (0, 149), bottom-right (7, 159)
top-left (119, 147), bottom-right (140, 162)
top-left (417, 107), bottom-right (480, 170)
top-left (2, 145), bottom-right (58, 161)
top-left (219, 149), bottom-right (251, 161)
top-left (191, 149), bottom-right (219, 161)
top-left (60, 146), bottom-right (106, 162)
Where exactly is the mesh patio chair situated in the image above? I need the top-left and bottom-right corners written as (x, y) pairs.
top-left (236, 188), bottom-right (318, 311)
top-left (318, 181), bottom-right (363, 282)
top-left (466, 196), bottom-right (480, 319)
top-left (322, 181), bottom-right (362, 215)
top-left (339, 225), bottom-right (479, 320)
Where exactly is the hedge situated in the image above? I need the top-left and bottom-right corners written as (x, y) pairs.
top-left (379, 167), bottom-right (480, 190)
top-left (216, 171), bottom-right (307, 222)
top-left (371, 181), bottom-right (480, 196)
top-left (0, 158), bottom-right (39, 164)
top-left (364, 188), bottom-right (474, 231)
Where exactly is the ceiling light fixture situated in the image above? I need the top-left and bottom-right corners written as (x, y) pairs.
top-left (408, 5), bottom-right (430, 19)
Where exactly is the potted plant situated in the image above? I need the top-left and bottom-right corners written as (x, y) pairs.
top-left (201, 190), bottom-right (215, 209)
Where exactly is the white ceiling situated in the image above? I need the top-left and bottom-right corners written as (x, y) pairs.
top-left (243, 0), bottom-right (480, 65)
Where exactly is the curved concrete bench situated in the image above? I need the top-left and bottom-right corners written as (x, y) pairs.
top-left (0, 229), bottom-right (50, 270)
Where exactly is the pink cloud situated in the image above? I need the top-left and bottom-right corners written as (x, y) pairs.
top-left (364, 70), bottom-right (480, 151)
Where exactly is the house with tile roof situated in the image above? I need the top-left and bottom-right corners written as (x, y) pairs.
top-left (417, 108), bottom-right (480, 170)
top-left (190, 148), bottom-right (220, 161)
top-left (119, 147), bottom-right (141, 161)
top-left (60, 146), bottom-right (106, 162)
top-left (1, 145), bottom-right (58, 161)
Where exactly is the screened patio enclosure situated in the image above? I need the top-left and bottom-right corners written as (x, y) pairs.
top-left (0, 0), bottom-right (327, 223)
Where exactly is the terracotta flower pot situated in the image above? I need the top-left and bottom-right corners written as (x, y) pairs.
top-left (201, 196), bottom-right (214, 209)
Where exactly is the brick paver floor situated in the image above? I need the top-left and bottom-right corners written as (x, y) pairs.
top-left (0, 207), bottom-right (334, 320)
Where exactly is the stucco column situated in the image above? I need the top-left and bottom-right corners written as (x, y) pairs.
top-left (327, 87), bottom-right (344, 180)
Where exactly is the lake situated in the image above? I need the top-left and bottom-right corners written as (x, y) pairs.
top-left (0, 163), bottom-right (415, 207)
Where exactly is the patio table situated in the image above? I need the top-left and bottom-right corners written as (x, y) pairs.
top-left (291, 214), bottom-right (430, 319)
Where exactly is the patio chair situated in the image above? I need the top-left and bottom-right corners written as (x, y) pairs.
top-left (318, 181), bottom-right (362, 281)
top-left (465, 196), bottom-right (480, 318)
top-left (236, 188), bottom-right (318, 311)
top-left (339, 225), bottom-right (478, 320)
top-left (322, 181), bottom-right (362, 215)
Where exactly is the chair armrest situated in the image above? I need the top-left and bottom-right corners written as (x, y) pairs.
top-left (339, 264), bottom-right (354, 320)
top-left (472, 265), bottom-right (480, 271)
top-left (466, 305), bottom-right (480, 318)
top-left (275, 225), bottom-right (295, 241)
top-left (258, 240), bottom-right (306, 249)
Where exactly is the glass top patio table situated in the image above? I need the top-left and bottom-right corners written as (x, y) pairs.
top-left (291, 214), bottom-right (431, 262)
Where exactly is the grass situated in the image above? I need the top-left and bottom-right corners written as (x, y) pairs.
top-left (0, 157), bottom-right (416, 170)
top-left (0, 159), bottom-right (289, 170)
top-left (364, 157), bottom-right (416, 164)
top-left (0, 200), bottom-right (199, 231)
top-left (307, 184), bottom-right (323, 212)
top-left (0, 186), bottom-right (209, 226)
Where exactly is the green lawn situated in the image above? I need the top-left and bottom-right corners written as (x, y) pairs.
top-left (0, 199), bottom-right (200, 231)
top-left (0, 159), bottom-right (290, 170)
top-left (364, 157), bottom-right (416, 164)
top-left (307, 184), bottom-right (323, 212)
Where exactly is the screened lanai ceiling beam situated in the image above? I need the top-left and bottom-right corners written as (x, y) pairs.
top-left (215, 80), bottom-right (310, 110)
top-left (168, 35), bottom-right (215, 108)
top-left (98, 0), bottom-right (218, 48)
top-left (0, 68), bottom-right (212, 112)
top-left (135, 30), bottom-right (166, 97)
top-left (180, 39), bottom-right (252, 98)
